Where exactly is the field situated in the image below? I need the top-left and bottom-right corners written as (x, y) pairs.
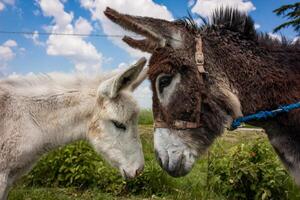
top-left (8, 111), bottom-right (300, 200)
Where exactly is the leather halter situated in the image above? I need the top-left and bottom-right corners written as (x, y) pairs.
top-left (154, 36), bottom-right (207, 130)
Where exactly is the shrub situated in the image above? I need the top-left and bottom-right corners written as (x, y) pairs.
top-left (24, 141), bottom-right (124, 192)
top-left (124, 160), bottom-right (175, 196)
top-left (208, 139), bottom-right (290, 200)
top-left (23, 139), bottom-right (174, 196)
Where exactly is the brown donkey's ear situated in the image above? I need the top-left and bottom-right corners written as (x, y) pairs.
top-left (104, 7), bottom-right (192, 52)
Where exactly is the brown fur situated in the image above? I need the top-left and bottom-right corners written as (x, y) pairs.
top-left (105, 7), bottom-right (300, 181)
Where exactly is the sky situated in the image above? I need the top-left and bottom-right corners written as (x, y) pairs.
top-left (0, 0), bottom-right (299, 108)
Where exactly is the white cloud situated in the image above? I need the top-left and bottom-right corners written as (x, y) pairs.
top-left (111, 59), bottom-right (143, 73)
top-left (33, 9), bottom-right (40, 16)
top-left (39, 0), bottom-right (73, 29)
top-left (3, 39), bottom-right (17, 47)
top-left (254, 23), bottom-right (260, 29)
top-left (103, 56), bottom-right (113, 64)
top-left (292, 37), bottom-right (299, 44)
top-left (2, 0), bottom-right (15, 5)
top-left (0, 0), bottom-right (15, 11)
top-left (115, 62), bottom-right (128, 71)
top-left (19, 47), bottom-right (26, 56)
top-left (0, 2), bottom-right (4, 11)
top-left (24, 30), bottom-right (45, 46)
top-left (7, 71), bottom-right (21, 79)
top-left (80, 0), bottom-right (173, 58)
top-left (37, 0), bottom-right (102, 72)
top-left (0, 39), bottom-right (17, 69)
top-left (133, 81), bottom-right (152, 108)
top-left (188, 0), bottom-right (195, 7)
top-left (191, 0), bottom-right (255, 18)
top-left (268, 33), bottom-right (282, 42)
top-left (32, 31), bottom-right (44, 46)
top-left (0, 47), bottom-right (15, 64)
top-left (7, 71), bottom-right (35, 79)
top-left (74, 17), bottom-right (93, 35)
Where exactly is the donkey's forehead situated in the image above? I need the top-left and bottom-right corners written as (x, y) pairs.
top-left (148, 47), bottom-right (196, 79)
top-left (101, 92), bottom-right (139, 121)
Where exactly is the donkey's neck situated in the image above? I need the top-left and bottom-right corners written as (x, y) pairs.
top-left (27, 89), bottom-right (96, 147)
top-left (204, 35), bottom-right (300, 115)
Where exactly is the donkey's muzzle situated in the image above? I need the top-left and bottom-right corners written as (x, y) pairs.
top-left (155, 149), bottom-right (191, 177)
top-left (154, 128), bottom-right (197, 177)
top-left (122, 165), bottom-right (144, 180)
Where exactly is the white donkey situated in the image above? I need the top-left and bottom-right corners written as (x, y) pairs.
top-left (0, 58), bottom-right (148, 200)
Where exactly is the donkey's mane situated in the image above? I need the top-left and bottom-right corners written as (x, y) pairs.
top-left (176, 7), bottom-right (300, 49)
top-left (0, 72), bottom-right (115, 97)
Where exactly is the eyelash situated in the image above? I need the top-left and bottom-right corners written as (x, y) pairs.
top-left (112, 120), bottom-right (127, 131)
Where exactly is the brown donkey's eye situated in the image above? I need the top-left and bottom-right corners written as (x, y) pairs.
top-left (112, 120), bottom-right (126, 131)
top-left (158, 75), bottom-right (173, 93)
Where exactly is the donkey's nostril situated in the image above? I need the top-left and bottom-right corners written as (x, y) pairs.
top-left (163, 153), bottom-right (191, 177)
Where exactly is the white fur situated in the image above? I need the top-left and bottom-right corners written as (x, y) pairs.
top-left (0, 60), bottom-right (147, 200)
top-left (156, 73), bottom-right (181, 106)
top-left (154, 128), bottom-right (197, 172)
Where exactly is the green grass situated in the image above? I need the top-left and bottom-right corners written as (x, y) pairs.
top-left (9, 187), bottom-right (164, 200)
top-left (9, 126), bottom-right (300, 200)
top-left (138, 109), bottom-right (153, 125)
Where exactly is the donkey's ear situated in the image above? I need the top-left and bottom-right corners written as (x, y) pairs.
top-left (104, 7), bottom-right (191, 52)
top-left (98, 57), bottom-right (147, 99)
top-left (129, 66), bottom-right (148, 91)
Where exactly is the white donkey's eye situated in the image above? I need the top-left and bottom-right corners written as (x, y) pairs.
top-left (158, 75), bottom-right (173, 93)
top-left (111, 120), bottom-right (127, 131)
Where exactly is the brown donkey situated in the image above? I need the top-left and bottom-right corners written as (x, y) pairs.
top-left (104, 7), bottom-right (300, 183)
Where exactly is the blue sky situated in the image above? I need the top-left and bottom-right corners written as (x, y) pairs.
top-left (0, 0), bottom-right (299, 107)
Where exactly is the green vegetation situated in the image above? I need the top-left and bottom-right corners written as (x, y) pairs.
top-left (10, 122), bottom-right (300, 200)
top-left (138, 109), bottom-right (153, 125)
top-left (273, 3), bottom-right (300, 35)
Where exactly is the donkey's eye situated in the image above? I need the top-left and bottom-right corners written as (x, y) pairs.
top-left (112, 120), bottom-right (126, 131)
top-left (158, 75), bottom-right (173, 93)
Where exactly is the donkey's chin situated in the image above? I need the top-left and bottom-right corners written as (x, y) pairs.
top-left (154, 128), bottom-right (207, 177)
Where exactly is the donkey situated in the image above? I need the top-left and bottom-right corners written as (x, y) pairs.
top-left (0, 58), bottom-right (148, 200)
top-left (104, 7), bottom-right (300, 182)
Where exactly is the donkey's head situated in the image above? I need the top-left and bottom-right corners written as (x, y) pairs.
top-left (88, 58), bottom-right (147, 179)
top-left (105, 8), bottom-right (245, 177)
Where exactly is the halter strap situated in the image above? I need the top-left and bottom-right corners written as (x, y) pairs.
top-left (154, 36), bottom-right (206, 130)
top-left (155, 119), bottom-right (202, 129)
top-left (195, 37), bottom-right (206, 74)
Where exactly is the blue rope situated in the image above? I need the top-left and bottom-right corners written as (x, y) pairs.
top-left (231, 102), bottom-right (300, 130)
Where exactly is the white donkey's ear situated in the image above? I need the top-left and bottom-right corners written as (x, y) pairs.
top-left (98, 57), bottom-right (147, 98)
top-left (129, 66), bottom-right (148, 91)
